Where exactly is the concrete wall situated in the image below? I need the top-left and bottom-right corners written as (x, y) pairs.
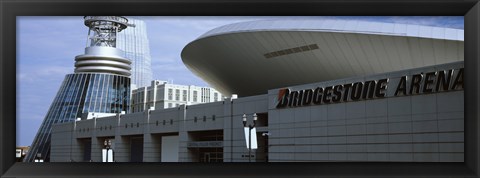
top-left (161, 136), bottom-right (179, 162)
top-left (51, 62), bottom-right (464, 162)
top-left (267, 62), bottom-right (464, 162)
top-left (51, 122), bottom-right (76, 162)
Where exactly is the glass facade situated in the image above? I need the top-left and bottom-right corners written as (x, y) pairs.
top-left (24, 73), bottom-right (130, 162)
top-left (116, 18), bottom-right (153, 88)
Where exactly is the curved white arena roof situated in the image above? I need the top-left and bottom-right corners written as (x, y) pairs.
top-left (198, 19), bottom-right (464, 41)
top-left (182, 19), bottom-right (464, 97)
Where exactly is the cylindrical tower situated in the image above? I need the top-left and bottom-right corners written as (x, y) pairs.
top-left (24, 16), bottom-right (135, 162)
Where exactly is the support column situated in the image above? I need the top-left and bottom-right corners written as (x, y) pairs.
top-left (113, 113), bottom-right (129, 162)
top-left (223, 98), bottom-right (234, 162)
top-left (178, 104), bottom-right (191, 162)
top-left (143, 133), bottom-right (162, 162)
top-left (114, 135), bottom-right (130, 162)
top-left (90, 138), bottom-right (103, 162)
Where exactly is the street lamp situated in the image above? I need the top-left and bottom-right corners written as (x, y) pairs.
top-left (103, 139), bottom-right (112, 162)
top-left (242, 113), bottom-right (257, 162)
top-left (34, 153), bottom-right (43, 162)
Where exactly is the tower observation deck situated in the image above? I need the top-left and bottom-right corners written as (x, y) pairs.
top-left (75, 16), bottom-right (135, 76)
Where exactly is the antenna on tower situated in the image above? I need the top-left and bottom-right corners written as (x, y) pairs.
top-left (83, 16), bottom-right (135, 48)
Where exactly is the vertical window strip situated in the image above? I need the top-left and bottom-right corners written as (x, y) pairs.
top-left (85, 74), bottom-right (97, 113)
top-left (98, 74), bottom-right (106, 112)
top-left (75, 74), bottom-right (88, 118)
top-left (126, 78), bottom-right (131, 113)
top-left (108, 75), bottom-right (114, 112)
top-left (92, 74), bottom-right (102, 112)
top-left (59, 74), bottom-right (79, 123)
top-left (102, 74), bottom-right (111, 113)
top-left (111, 75), bottom-right (116, 113)
top-left (117, 76), bottom-right (121, 111)
top-left (68, 74), bottom-right (83, 122)
top-left (120, 76), bottom-right (125, 112)
top-left (72, 74), bottom-right (86, 121)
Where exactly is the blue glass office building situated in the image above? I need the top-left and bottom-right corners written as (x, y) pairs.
top-left (24, 16), bottom-right (133, 162)
top-left (117, 18), bottom-right (153, 88)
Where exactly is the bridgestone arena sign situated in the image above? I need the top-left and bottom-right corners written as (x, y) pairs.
top-left (276, 68), bottom-right (464, 109)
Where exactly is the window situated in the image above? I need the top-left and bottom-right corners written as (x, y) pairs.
top-left (176, 104), bottom-right (179, 107)
top-left (182, 90), bottom-right (187, 101)
top-left (201, 88), bottom-right (211, 103)
top-left (168, 89), bottom-right (173, 100)
top-left (175, 89), bottom-right (180, 101)
top-left (148, 90), bottom-right (153, 101)
top-left (214, 93), bottom-right (218, 101)
top-left (212, 115), bottom-right (216, 121)
top-left (194, 117), bottom-right (197, 123)
top-left (193, 91), bottom-right (198, 102)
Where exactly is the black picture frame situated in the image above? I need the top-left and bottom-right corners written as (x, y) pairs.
top-left (1, 0), bottom-right (479, 177)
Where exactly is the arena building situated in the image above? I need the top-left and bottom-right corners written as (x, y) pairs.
top-left (51, 19), bottom-right (464, 162)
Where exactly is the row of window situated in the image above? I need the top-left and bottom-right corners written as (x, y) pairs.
top-left (125, 123), bottom-right (140, 128)
top-left (193, 115), bottom-right (216, 123)
top-left (77, 115), bottom-right (218, 132)
top-left (133, 87), bottom-right (222, 109)
top-left (168, 89), bottom-right (192, 102)
top-left (77, 119), bottom-right (177, 132)
top-left (155, 119), bottom-right (174, 126)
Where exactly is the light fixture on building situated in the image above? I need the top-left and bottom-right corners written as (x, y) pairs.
top-left (103, 139), bottom-right (113, 162)
top-left (243, 113), bottom-right (257, 162)
top-left (34, 153), bottom-right (43, 162)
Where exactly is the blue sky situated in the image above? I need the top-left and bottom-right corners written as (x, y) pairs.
top-left (16, 16), bottom-right (464, 146)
